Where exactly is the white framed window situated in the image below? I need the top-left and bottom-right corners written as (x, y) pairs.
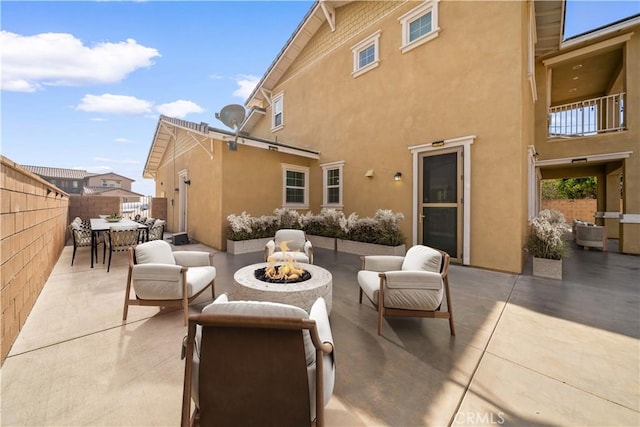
top-left (321, 161), bottom-right (344, 208)
top-left (398, 0), bottom-right (440, 53)
top-left (351, 30), bottom-right (381, 78)
top-left (271, 92), bottom-right (284, 131)
top-left (281, 164), bottom-right (309, 209)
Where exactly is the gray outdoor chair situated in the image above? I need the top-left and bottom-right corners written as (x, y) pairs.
top-left (265, 229), bottom-right (314, 264)
top-left (357, 245), bottom-right (455, 336)
top-left (124, 240), bottom-right (216, 325)
top-left (181, 294), bottom-right (334, 427)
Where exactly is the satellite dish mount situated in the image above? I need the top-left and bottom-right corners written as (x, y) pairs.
top-left (215, 104), bottom-right (246, 151)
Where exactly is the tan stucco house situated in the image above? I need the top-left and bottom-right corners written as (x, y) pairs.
top-left (144, 0), bottom-right (639, 273)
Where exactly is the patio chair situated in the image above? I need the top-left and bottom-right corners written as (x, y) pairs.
top-left (69, 221), bottom-right (99, 266)
top-left (147, 219), bottom-right (166, 242)
top-left (181, 294), bottom-right (334, 427)
top-left (357, 245), bottom-right (455, 336)
top-left (265, 229), bottom-right (314, 264)
top-left (124, 240), bottom-right (216, 325)
top-left (105, 225), bottom-right (141, 272)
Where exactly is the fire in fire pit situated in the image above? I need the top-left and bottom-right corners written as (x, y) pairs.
top-left (255, 240), bottom-right (311, 284)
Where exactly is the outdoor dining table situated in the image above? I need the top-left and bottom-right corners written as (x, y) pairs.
top-left (89, 218), bottom-right (148, 268)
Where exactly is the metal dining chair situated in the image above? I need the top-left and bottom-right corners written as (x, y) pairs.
top-left (105, 225), bottom-right (140, 272)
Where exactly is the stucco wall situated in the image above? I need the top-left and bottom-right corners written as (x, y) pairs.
top-left (68, 195), bottom-right (121, 221)
top-left (1, 157), bottom-right (68, 364)
top-left (249, 1), bottom-right (530, 273)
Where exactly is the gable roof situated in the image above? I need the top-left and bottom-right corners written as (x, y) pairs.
top-left (144, 115), bottom-right (320, 179)
top-left (84, 186), bottom-right (144, 197)
top-left (244, 1), bottom-right (351, 110)
top-left (88, 172), bottom-right (135, 182)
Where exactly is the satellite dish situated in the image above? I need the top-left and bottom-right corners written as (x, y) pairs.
top-left (215, 104), bottom-right (246, 151)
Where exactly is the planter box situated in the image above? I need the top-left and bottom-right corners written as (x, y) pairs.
top-left (532, 257), bottom-right (562, 280)
top-left (306, 235), bottom-right (336, 251)
top-left (336, 239), bottom-right (406, 256)
top-left (226, 238), bottom-right (271, 255)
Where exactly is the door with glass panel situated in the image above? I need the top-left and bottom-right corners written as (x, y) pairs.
top-left (418, 148), bottom-right (462, 261)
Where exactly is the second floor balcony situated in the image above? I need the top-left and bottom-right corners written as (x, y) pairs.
top-left (549, 92), bottom-right (626, 137)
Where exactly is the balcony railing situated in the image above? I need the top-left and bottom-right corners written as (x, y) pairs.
top-left (548, 92), bottom-right (626, 137)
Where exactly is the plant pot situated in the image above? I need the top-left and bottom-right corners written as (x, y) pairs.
top-left (226, 238), bottom-right (271, 255)
top-left (336, 239), bottom-right (406, 256)
top-left (306, 234), bottom-right (336, 251)
top-left (532, 256), bottom-right (562, 280)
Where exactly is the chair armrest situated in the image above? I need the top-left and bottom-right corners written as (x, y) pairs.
top-left (304, 240), bottom-right (313, 264)
top-left (361, 256), bottom-right (404, 272)
top-left (173, 251), bottom-right (213, 267)
top-left (265, 240), bottom-right (276, 254)
top-left (382, 270), bottom-right (443, 290)
top-left (132, 263), bottom-right (184, 281)
top-left (309, 298), bottom-right (333, 353)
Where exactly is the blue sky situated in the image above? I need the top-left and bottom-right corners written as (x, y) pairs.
top-left (2, 1), bottom-right (639, 196)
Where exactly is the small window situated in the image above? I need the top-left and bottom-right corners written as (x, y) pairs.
top-left (399, 0), bottom-right (440, 53)
top-left (272, 93), bottom-right (284, 131)
top-left (72, 180), bottom-right (79, 189)
top-left (351, 30), bottom-right (381, 78)
top-left (282, 164), bottom-right (309, 208)
top-left (321, 161), bottom-right (344, 208)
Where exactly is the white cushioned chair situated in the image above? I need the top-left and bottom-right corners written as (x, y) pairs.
top-left (265, 229), bottom-right (313, 264)
top-left (181, 294), bottom-right (334, 427)
top-left (124, 240), bottom-right (216, 325)
top-left (357, 245), bottom-right (455, 336)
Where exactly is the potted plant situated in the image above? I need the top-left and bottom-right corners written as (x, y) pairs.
top-left (528, 209), bottom-right (568, 280)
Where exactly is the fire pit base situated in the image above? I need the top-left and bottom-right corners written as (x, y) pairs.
top-left (233, 263), bottom-right (332, 314)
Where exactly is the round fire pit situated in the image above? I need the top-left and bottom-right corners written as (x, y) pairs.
top-left (233, 263), bottom-right (332, 313)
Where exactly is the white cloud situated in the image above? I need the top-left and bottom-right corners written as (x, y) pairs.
top-left (0, 31), bottom-right (160, 92)
top-left (156, 100), bottom-right (204, 118)
top-left (77, 93), bottom-right (153, 114)
top-left (233, 74), bottom-right (260, 99)
top-left (114, 137), bottom-right (133, 143)
top-left (90, 117), bottom-right (108, 122)
top-left (209, 73), bottom-right (224, 80)
top-left (94, 156), bottom-right (140, 165)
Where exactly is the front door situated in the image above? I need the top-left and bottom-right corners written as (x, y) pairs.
top-left (418, 148), bottom-right (462, 261)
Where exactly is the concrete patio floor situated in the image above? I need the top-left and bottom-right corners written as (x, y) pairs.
top-left (1, 238), bottom-right (639, 426)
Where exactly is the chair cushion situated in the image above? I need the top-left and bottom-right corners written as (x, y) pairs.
top-left (201, 298), bottom-right (315, 366)
top-left (401, 245), bottom-right (442, 273)
top-left (384, 286), bottom-right (443, 311)
top-left (135, 240), bottom-right (176, 265)
top-left (267, 251), bottom-right (310, 264)
top-left (133, 266), bottom-right (215, 300)
top-left (357, 270), bottom-right (381, 305)
top-left (274, 229), bottom-right (306, 252)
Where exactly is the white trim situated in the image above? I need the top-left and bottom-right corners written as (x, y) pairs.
top-left (410, 135), bottom-right (475, 265)
top-left (594, 211), bottom-right (622, 219)
top-left (535, 151), bottom-right (632, 167)
top-left (528, 145), bottom-right (538, 220)
top-left (320, 161), bottom-right (345, 208)
top-left (351, 30), bottom-right (381, 78)
top-left (561, 19), bottom-right (639, 49)
top-left (208, 130), bottom-right (319, 160)
top-left (543, 33), bottom-right (633, 67)
top-left (398, 0), bottom-right (440, 54)
top-left (271, 92), bottom-right (284, 132)
top-left (178, 169), bottom-right (188, 233)
top-left (527, 1), bottom-right (537, 102)
top-left (620, 214), bottom-right (640, 224)
top-left (281, 163), bottom-right (309, 209)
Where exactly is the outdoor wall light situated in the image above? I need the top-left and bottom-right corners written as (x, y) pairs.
top-left (365, 169), bottom-right (374, 177)
top-left (394, 172), bottom-right (402, 181)
top-left (184, 179), bottom-right (192, 185)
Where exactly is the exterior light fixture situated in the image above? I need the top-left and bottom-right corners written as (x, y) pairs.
top-left (184, 179), bottom-right (191, 185)
top-left (394, 172), bottom-right (402, 181)
top-left (365, 169), bottom-right (374, 177)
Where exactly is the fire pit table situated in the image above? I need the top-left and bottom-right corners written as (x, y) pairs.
top-left (233, 263), bottom-right (332, 314)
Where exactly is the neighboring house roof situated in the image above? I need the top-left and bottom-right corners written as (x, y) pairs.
top-left (88, 172), bottom-right (135, 182)
top-left (84, 186), bottom-right (144, 197)
top-left (20, 165), bottom-right (90, 180)
top-left (144, 115), bottom-right (320, 179)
